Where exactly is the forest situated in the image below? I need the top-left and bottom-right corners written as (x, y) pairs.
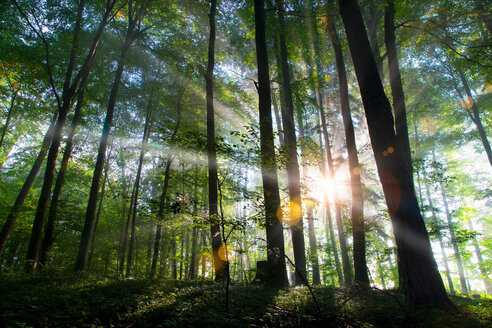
top-left (0, 0), bottom-right (491, 326)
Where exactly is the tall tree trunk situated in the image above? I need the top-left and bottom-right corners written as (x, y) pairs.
top-left (319, 107), bottom-right (353, 284)
top-left (457, 69), bottom-right (492, 167)
top-left (254, 0), bottom-right (288, 288)
top-left (206, 0), bottom-right (226, 281)
top-left (364, 7), bottom-right (385, 84)
top-left (306, 205), bottom-right (320, 284)
top-left (384, 0), bottom-right (414, 182)
top-left (433, 151), bottom-right (468, 294)
top-left (275, 0), bottom-right (307, 285)
top-left (326, 11), bottom-right (367, 284)
top-left (87, 143), bottom-right (113, 268)
top-left (150, 87), bottom-right (183, 278)
top-left (25, 0), bottom-right (114, 272)
top-left (75, 10), bottom-right (139, 271)
top-left (126, 76), bottom-right (154, 277)
top-left (338, 0), bottom-right (453, 309)
top-left (40, 88), bottom-right (86, 266)
top-left (0, 114), bottom-right (56, 256)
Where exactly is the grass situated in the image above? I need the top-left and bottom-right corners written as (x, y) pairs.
top-left (0, 272), bottom-right (490, 327)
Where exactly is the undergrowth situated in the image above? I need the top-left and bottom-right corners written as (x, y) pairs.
top-left (0, 271), bottom-right (490, 327)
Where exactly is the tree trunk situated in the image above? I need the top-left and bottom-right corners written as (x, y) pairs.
top-left (457, 69), bottom-right (492, 167)
top-left (364, 7), bottom-right (385, 84)
top-left (40, 89), bottom-right (86, 266)
top-left (275, 0), bottom-right (307, 285)
top-left (205, 0), bottom-right (227, 281)
top-left (384, 0), bottom-right (414, 182)
top-left (75, 15), bottom-right (137, 271)
top-left (319, 106), bottom-right (353, 284)
top-left (433, 151), bottom-right (468, 294)
top-left (474, 0), bottom-right (492, 36)
top-left (25, 0), bottom-right (113, 272)
top-left (338, 0), bottom-right (453, 308)
top-left (326, 12), bottom-right (367, 284)
top-left (254, 0), bottom-right (288, 288)
top-left (0, 87), bottom-right (19, 150)
top-left (306, 205), bottom-right (321, 284)
top-left (126, 78), bottom-right (154, 277)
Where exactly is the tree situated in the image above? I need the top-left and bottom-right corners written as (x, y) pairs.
top-left (254, 0), bottom-right (288, 288)
top-left (337, 0), bottom-right (453, 308)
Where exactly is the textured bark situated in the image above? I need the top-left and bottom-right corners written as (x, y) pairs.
top-left (326, 12), bottom-right (367, 284)
top-left (205, 0), bottom-right (226, 281)
top-left (0, 113), bottom-right (56, 256)
top-left (75, 10), bottom-right (138, 271)
top-left (254, 0), bottom-right (288, 288)
top-left (338, 0), bottom-right (452, 308)
top-left (40, 89), bottom-right (85, 266)
top-left (275, 0), bottom-right (307, 285)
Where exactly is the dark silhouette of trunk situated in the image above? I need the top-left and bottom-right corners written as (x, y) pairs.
top-left (0, 113), bottom-right (56, 256)
top-left (75, 9), bottom-right (139, 271)
top-left (119, 179), bottom-right (136, 277)
top-left (432, 151), bottom-right (468, 294)
top-left (468, 219), bottom-right (492, 294)
top-left (0, 86), bottom-right (19, 150)
top-left (254, 0), bottom-right (288, 288)
top-left (188, 169), bottom-right (200, 280)
top-left (150, 87), bottom-right (183, 278)
top-left (275, 0), bottom-right (307, 285)
top-left (205, 0), bottom-right (226, 281)
top-left (306, 205), bottom-right (320, 284)
top-left (39, 90), bottom-right (86, 266)
top-left (457, 69), bottom-right (492, 167)
top-left (474, 0), bottom-right (492, 36)
top-left (338, 0), bottom-right (453, 309)
top-left (25, 0), bottom-right (115, 272)
top-left (126, 79), bottom-right (154, 278)
top-left (171, 233), bottom-right (177, 279)
top-left (326, 12), bottom-right (368, 285)
top-left (271, 95), bottom-right (284, 146)
top-left (364, 7), bottom-right (385, 83)
top-left (319, 107), bottom-right (353, 284)
top-left (87, 142), bottom-right (113, 268)
top-left (384, 0), bottom-right (413, 178)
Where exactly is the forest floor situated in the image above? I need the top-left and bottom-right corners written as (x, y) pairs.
top-left (0, 272), bottom-right (490, 327)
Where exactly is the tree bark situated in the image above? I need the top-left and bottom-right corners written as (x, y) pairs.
top-left (275, 0), bottom-right (307, 285)
top-left (338, 0), bottom-right (453, 308)
top-left (205, 0), bottom-right (227, 281)
top-left (326, 12), bottom-right (368, 284)
top-left (75, 10), bottom-right (138, 271)
top-left (40, 88), bottom-right (86, 266)
top-left (254, 0), bottom-right (288, 288)
top-left (0, 86), bottom-right (19, 150)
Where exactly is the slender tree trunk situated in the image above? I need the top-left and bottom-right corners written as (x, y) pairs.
top-left (457, 69), bottom-right (492, 167)
top-left (26, 0), bottom-right (114, 272)
top-left (275, 0), bottom-right (307, 285)
top-left (87, 143), bottom-right (112, 268)
top-left (254, 0), bottom-right (288, 288)
top-left (306, 205), bottom-right (320, 284)
top-left (433, 151), bottom-right (468, 294)
top-left (171, 233), bottom-right (177, 280)
top-left (319, 107), bottom-right (352, 284)
top-left (0, 113), bottom-right (57, 256)
top-left (0, 87), bottom-right (19, 150)
top-left (75, 11), bottom-right (138, 271)
top-left (39, 89), bottom-right (86, 266)
top-left (150, 87), bottom-right (183, 278)
top-left (271, 94), bottom-right (284, 146)
top-left (126, 80), bottom-right (154, 277)
top-left (338, 0), bottom-right (452, 308)
top-left (326, 12), bottom-right (367, 284)
top-left (205, 0), bottom-right (226, 281)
